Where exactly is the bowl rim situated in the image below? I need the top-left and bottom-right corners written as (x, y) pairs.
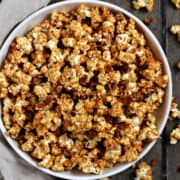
top-left (0, 0), bottom-right (172, 179)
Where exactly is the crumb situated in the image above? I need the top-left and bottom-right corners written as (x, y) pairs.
top-left (132, 164), bottom-right (136, 168)
top-left (151, 159), bottom-right (158, 167)
top-left (176, 165), bottom-right (180, 173)
top-left (143, 17), bottom-right (153, 26)
top-left (176, 62), bottom-right (180, 69)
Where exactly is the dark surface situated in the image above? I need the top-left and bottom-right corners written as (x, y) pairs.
top-left (50, 0), bottom-right (180, 180)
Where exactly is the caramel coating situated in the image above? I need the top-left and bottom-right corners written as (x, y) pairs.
top-left (132, 0), bottom-right (154, 12)
top-left (0, 5), bottom-right (168, 174)
top-left (170, 25), bottom-right (180, 42)
top-left (135, 162), bottom-right (153, 180)
top-left (171, 0), bottom-right (180, 9)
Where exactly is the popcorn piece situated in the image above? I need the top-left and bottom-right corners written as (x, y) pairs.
top-left (16, 37), bottom-right (32, 54)
top-left (21, 134), bottom-right (37, 152)
top-left (176, 62), bottom-right (180, 69)
top-left (132, 0), bottom-right (154, 12)
top-left (78, 158), bottom-right (104, 174)
top-left (38, 154), bottom-right (54, 168)
top-left (169, 97), bottom-right (180, 120)
top-left (51, 155), bottom-right (67, 171)
top-left (170, 124), bottom-right (180, 144)
top-left (171, 0), bottom-right (180, 9)
top-left (34, 83), bottom-right (51, 98)
top-left (33, 110), bottom-right (61, 134)
top-left (62, 37), bottom-right (76, 47)
top-left (138, 126), bottom-right (159, 141)
top-left (170, 25), bottom-right (180, 42)
top-left (58, 134), bottom-right (74, 150)
top-left (119, 147), bottom-right (138, 162)
top-left (77, 4), bottom-right (92, 18)
top-left (0, 72), bottom-right (9, 98)
top-left (103, 138), bottom-right (121, 163)
top-left (7, 124), bottom-right (21, 139)
top-left (31, 139), bottom-right (50, 159)
top-left (135, 162), bottom-right (153, 180)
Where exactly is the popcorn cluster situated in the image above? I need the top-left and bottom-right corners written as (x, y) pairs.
top-left (132, 0), bottom-right (154, 11)
top-left (169, 97), bottom-right (180, 121)
top-left (171, 0), bottom-right (180, 9)
top-left (0, 5), bottom-right (168, 174)
top-left (135, 162), bottom-right (153, 180)
top-left (170, 25), bottom-right (180, 42)
top-left (170, 124), bottom-right (180, 144)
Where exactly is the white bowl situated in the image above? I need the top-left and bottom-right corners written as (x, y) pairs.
top-left (0, 0), bottom-right (172, 179)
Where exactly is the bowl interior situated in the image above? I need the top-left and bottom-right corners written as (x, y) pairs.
top-left (0, 0), bottom-right (172, 180)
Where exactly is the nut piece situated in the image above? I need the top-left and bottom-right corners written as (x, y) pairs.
top-left (170, 124), bottom-right (180, 144)
top-left (170, 25), bottom-right (180, 42)
top-left (171, 0), bottom-right (180, 9)
top-left (143, 17), bottom-right (153, 26)
top-left (151, 159), bottom-right (158, 167)
top-left (135, 162), bottom-right (153, 180)
top-left (132, 0), bottom-right (154, 12)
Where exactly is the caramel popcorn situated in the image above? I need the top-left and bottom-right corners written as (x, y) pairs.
top-left (135, 162), bottom-right (153, 180)
top-left (0, 5), bottom-right (168, 174)
top-left (170, 25), bottom-right (180, 42)
top-left (176, 62), bottom-right (180, 69)
top-left (170, 124), bottom-right (180, 144)
top-left (132, 0), bottom-right (154, 12)
top-left (171, 0), bottom-right (180, 9)
top-left (169, 97), bottom-right (180, 120)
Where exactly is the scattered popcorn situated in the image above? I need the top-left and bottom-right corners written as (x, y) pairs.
top-left (135, 162), bottom-right (153, 180)
top-left (169, 97), bottom-right (180, 120)
top-left (176, 62), bottom-right (180, 69)
top-left (170, 124), bottom-right (180, 144)
top-left (0, 5), bottom-right (168, 174)
top-left (170, 25), bottom-right (180, 42)
top-left (132, 0), bottom-right (154, 12)
top-left (171, 0), bottom-right (180, 9)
